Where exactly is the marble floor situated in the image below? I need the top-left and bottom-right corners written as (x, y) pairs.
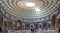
top-left (7, 29), bottom-right (59, 33)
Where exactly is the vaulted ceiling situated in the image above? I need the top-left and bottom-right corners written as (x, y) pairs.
top-left (0, 0), bottom-right (60, 23)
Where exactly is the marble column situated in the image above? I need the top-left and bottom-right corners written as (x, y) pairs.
top-left (51, 14), bottom-right (56, 29)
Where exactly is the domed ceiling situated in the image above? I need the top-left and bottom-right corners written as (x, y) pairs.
top-left (0, 0), bottom-right (60, 23)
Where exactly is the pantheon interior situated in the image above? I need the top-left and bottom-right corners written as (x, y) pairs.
top-left (0, 0), bottom-right (60, 33)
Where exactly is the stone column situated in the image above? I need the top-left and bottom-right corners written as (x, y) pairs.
top-left (57, 19), bottom-right (60, 29)
top-left (51, 14), bottom-right (56, 29)
top-left (0, 15), bottom-right (3, 30)
top-left (57, 18), bottom-right (60, 33)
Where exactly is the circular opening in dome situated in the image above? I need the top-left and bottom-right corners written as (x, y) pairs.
top-left (25, 2), bottom-right (36, 7)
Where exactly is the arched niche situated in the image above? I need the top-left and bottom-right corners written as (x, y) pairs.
top-left (38, 23), bottom-right (43, 29)
top-left (30, 24), bottom-right (35, 29)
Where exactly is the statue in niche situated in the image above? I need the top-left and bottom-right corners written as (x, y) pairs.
top-left (17, 20), bottom-right (22, 30)
top-left (47, 23), bottom-right (51, 30)
top-left (17, 20), bottom-right (22, 25)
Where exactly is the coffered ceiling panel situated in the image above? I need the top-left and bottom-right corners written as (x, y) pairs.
top-left (0, 0), bottom-right (60, 22)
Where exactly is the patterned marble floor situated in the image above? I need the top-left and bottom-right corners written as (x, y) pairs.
top-left (7, 29), bottom-right (59, 33)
